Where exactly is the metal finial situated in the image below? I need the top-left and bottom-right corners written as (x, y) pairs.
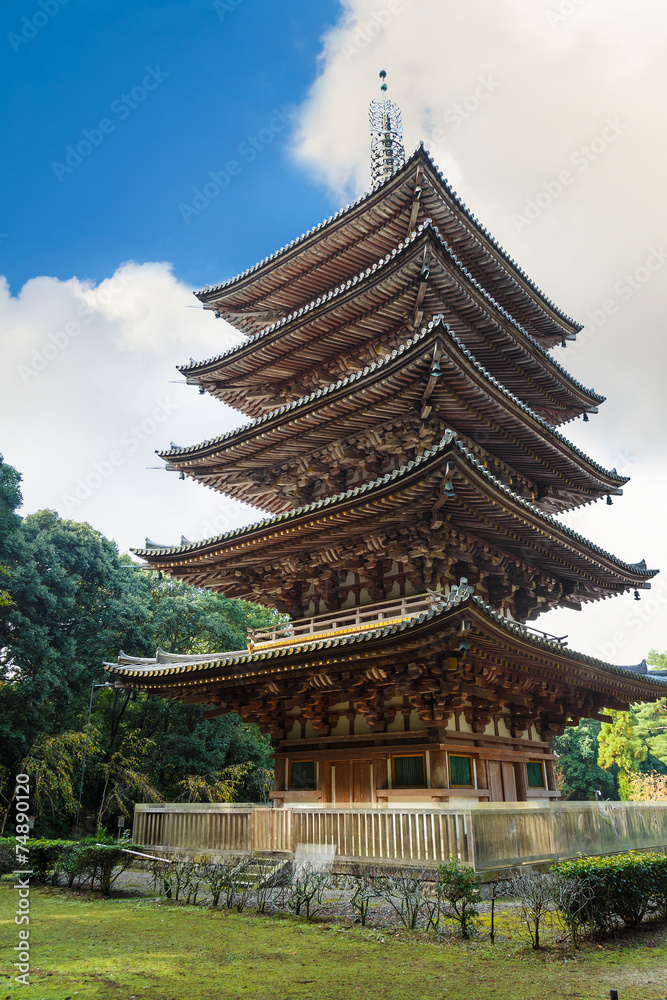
top-left (369, 70), bottom-right (405, 186)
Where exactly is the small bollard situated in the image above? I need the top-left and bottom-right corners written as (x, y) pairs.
top-left (610, 990), bottom-right (619, 1000)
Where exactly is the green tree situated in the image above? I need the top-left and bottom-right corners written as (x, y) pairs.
top-left (647, 648), bottom-right (667, 671)
top-left (553, 718), bottom-right (618, 800)
top-left (632, 698), bottom-right (667, 768)
top-left (598, 710), bottom-right (647, 800)
top-left (0, 454), bottom-right (22, 606)
top-left (0, 461), bottom-right (281, 835)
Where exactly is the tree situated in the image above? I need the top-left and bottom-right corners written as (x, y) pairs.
top-left (632, 698), bottom-right (667, 769)
top-left (553, 719), bottom-right (618, 800)
top-left (0, 454), bottom-right (22, 606)
top-left (598, 710), bottom-right (647, 800)
top-left (176, 763), bottom-right (255, 803)
top-left (647, 648), bottom-right (667, 672)
top-left (625, 771), bottom-right (667, 801)
top-left (0, 461), bottom-right (281, 835)
top-left (20, 731), bottom-right (94, 819)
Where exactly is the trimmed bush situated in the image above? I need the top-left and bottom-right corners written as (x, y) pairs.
top-left (554, 850), bottom-right (667, 934)
top-left (0, 836), bottom-right (141, 895)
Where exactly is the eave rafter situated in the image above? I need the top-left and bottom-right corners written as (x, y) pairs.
top-left (136, 433), bottom-right (655, 621)
top-left (162, 322), bottom-right (625, 515)
top-left (182, 224), bottom-right (601, 422)
top-left (196, 145), bottom-right (579, 345)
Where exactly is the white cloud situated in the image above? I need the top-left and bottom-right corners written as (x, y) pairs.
top-left (3, 1), bottom-right (666, 666)
top-left (289, 0), bottom-right (667, 662)
top-left (0, 262), bottom-right (255, 556)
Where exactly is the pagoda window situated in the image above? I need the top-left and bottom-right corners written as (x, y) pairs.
top-left (526, 760), bottom-right (546, 789)
top-left (392, 754), bottom-right (426, 787)
top-left (289, 760), bottom-right (316, 790)
top-left (449, 754), bottom-right (474, 787)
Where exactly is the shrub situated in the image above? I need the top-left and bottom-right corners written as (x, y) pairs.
top-left (194, 859), bottom-right (238, 909)
top-left (0, 837), bottom-right (16, 876)
top-left (435, 857), bottom-right (481, 938)
top-left (509, 873), bottom-right (557, 950)
top-left (345, 870), bottom-right (381, 927)
top-left (374, 868), bottom-right (432, 930)
top-left (0, 836), bottom-right (141, 895)
top-left (281, 862), bottom-right (334, 920)
top-left (554, 851), bottom-right (667, 934)
top-left (73, 840), bottom-right (137, 895)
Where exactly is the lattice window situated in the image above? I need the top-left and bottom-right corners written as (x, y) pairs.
top-left (392, 754), bottom-right (426, 787)
top-left (290, 760), bottom-right (316, 790)
top-left (449, 754), bottom-right (473, 787)
top-left (527, 760), bottom-right (546, 789)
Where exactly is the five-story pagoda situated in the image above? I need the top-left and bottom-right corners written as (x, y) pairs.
top-left (105, 77), bottom-right (666, 806)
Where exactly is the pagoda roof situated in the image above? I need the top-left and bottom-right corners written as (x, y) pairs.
top-left (182, 223), bottom-right (602, 422)
top-left (103, 585), bottom-right (667, 708)
top-left (135, 432), bottom-right (656, 607)
top-left (195, 145), bottom-right (579, 345)
top-left (162, 322), bottom-right (626, 514)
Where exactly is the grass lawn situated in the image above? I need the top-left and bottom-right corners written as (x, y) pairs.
top-left (1, 882), bottom-right (666, 1000)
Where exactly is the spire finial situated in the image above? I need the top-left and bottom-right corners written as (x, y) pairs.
top-left (369, 70), bottom-right (405, 186)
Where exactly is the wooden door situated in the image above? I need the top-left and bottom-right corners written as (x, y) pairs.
top-left (332, 761), bottom-right (351, 803)
top-left (332, 761), bottom-right (372, 803)
top-left (487, 761), bottom-right (503, 802)
top-left (352, 761), bottom-right (371, 802)
top-left (501, 762), bottom-right (517, 801)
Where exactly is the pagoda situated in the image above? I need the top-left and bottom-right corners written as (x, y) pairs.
top-left (105, 76), bottom-right (666, 806)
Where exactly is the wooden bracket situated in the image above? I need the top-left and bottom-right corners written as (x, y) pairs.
top-left (412, 245), bottom-right (430, 329)
top-left (420, 340), bottom-right (446, 418)
top-left (406, 166), bottom-right (423, 235)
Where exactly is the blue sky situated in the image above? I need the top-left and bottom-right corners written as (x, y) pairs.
top-left (2, 0), bottom-right (666, 660)
top-left (0, 0), bottom-right (340, 292)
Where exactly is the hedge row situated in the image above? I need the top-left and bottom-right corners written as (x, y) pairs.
top-left (554, 851), bottom-right (667, 934)
top-left (0, 836), bottom-right (140, 895)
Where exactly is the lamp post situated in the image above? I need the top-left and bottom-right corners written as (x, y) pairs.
top-left (74, 680), bottom-right (114, 838)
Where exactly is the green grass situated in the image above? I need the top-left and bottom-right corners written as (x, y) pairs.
top-left (1, 883), bottom-right (666, 1000)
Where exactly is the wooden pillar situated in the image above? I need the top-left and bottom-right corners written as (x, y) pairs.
top-left (514, 761), bottom-right (528, 802)
top-left (475, 758), bottom-right (489, 799)
top-left (274, 757), bottom-right (286, 792)
top-left (321, 761), bottom-right (333, 803)
top-left (375, 754), bottom-right (389, 790)
top-left (545, 758), bottom-right (556, 792)
top-left (429, 749), bottom-right (449, 790)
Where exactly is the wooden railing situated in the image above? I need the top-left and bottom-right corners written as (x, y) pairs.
top-left (133, 804), bottom-right (472, 866)
top-left (247, 593), bottom-right (440, 649)
top-left (290, 808), bottom-right (471, 864)
top-left (132, 802), bottom-right (667, 871)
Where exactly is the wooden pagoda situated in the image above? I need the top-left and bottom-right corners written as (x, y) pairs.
top-left (105, 85), bottom-right (666, 807)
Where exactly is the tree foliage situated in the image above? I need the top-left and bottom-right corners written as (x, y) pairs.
top-left (553, 718), bottom-right (618, 800)
top-left (598, 710), bottom-right (647, 799)
top-left (625, 770), bottom-right (667, 801)
top-left (0, 455), bottom-right (281, 836)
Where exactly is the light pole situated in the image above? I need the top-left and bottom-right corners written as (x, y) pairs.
top-left (74, 680), bottom-right (114, 838)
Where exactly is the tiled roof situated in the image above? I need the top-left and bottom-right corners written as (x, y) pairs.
top-left (195, 145), bottom-right (580, 333)
top-left (160, 319), bottom-right (624, 491)
top-left (103, 583), bottom-right (667, 689)
top-left (135, 431), bottom-right (656, 581)
top-left (181, 222), bottom-right (601, 410)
